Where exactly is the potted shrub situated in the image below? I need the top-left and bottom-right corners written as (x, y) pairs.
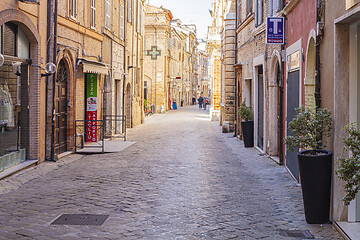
top-left (238, 100), bottom-right (254, 147)
top-left (284, 107), bottom-right (333, 224)
top-left (337, 123), bottom-right (360, 206)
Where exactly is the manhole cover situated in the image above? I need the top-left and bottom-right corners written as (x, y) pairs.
top-left (51, 214), bottom-right (109, 226)
top-left (279, 230), bottom-right (314, 238)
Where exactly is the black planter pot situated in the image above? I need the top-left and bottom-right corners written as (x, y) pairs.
top-left (298, 150), bottom-right (332, 224)
top-left (241, 121), bottom-right (254, 147)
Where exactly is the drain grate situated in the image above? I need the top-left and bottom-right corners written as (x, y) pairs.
top-left (51, 214), bottom-right (109, 226)
top-left (279, 229), bottom-right (314, 238)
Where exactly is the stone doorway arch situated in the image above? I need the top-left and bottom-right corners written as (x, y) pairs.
top-left (305, 31), bottom-right (316, 111)
top-left (268, 50), bottom-right (283, 160)
top-left (54, 59), bottom-right (69, 154)
top-left (0, 9), bottom-right (41, 161)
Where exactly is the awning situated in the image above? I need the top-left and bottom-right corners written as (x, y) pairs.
top-left (80, 59), bottom-right (109, 75)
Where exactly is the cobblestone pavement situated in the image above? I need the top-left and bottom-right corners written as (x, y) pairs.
top-left (0, 106), bottom-right (343, 239)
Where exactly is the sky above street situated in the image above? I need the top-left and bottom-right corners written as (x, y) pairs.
top-left (146, 0), bottom-right (213, 40)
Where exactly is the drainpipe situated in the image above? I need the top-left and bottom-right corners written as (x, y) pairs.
top-left (50, 0), bottom-right (58, 162)
top-left (279, 12), bottom-right (286, 166)
top-left (46, 0), bottom-right (54, 161)
top-left (123, 0), bottom-right (127, 133)
top-left (234, 0), bottom-right (238, 137)
top-left (131, 3), bottom-right (135, 127)
top-left (153, 25), bottom-right (158, 111)
top-left (315, 0), bottom-right (323, 109)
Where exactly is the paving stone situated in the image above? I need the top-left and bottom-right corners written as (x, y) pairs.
top-left (0, 106), bottom-right (343, 239)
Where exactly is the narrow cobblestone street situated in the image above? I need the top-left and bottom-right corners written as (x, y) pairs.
top-left (0, 106), bottom-right (342, 239)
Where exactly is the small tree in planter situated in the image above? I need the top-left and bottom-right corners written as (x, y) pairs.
top-left (238, 100), bottom-right (254, 147)
top-left (337, 123), bottom-right (360, 206)
top-left (284, 107), bottom-right (333, 224)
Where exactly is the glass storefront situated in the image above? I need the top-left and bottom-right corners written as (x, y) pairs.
top-left (0, 22), bottom-right (30, 171)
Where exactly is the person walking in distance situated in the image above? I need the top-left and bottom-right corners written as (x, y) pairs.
top-left (198, 96), bottom-right (203, 109)
top-left (192, 96), bottom-right (196, 105)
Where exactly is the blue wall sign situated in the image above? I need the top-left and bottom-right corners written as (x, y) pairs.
top-left (266, 17), bottom-right (284, 44)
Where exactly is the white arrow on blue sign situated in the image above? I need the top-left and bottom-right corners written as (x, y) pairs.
top-left (266, 17), bottom-right (284, 44)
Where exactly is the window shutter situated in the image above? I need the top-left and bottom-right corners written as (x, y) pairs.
top-left (120, 4), bottom-right (124, 39)
top-left (90, 0), bottom-right (96, 28)
top-left (105, 0), bottom-right (111, 29)
top-left (259, 0), bottom-right (263, 24)
top-left (128, 0), bottom-right (132, 23)
top-left (255, 0), bottom-right (258, 26)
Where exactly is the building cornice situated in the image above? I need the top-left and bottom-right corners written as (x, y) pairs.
top-left (281, 0), bottom-right (300, 16)
top-left (236, 13), bottom-right (254, 34)
top-left (251, 22), bottom-right (266, 37)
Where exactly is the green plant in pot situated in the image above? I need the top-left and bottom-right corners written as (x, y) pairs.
top-left (238, 100), bottom-right (254, 147)
top-left (284, 107), bottom-right (333, 224)
top-left (337, 123), bottom-right (360, 206)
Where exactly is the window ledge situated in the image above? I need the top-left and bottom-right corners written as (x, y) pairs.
top-left (236, 13), bottom-right (255, 33)
top-left (252, 22), bottom-right (266, 36)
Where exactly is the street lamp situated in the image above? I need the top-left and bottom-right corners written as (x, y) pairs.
top-left (0, 54), bottom-right (4, 67)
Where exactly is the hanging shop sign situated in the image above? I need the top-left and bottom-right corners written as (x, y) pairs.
top-left (86, 73), bottom-right (98, 142)
top-left (266, 17), bottom-right (284, 44)
top-left (147, 46), bottom-right (161, 60)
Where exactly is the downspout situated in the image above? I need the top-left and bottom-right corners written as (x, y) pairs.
top-left (234, 0), bottom-right (238, 137)
top-left (279, 11), bottom-right (286, 166)
top-left (45, 0), bottom-right (54, 161)
top-left (123, 0), bottom-right (127, 132)
top-left (131, 3), bottom-right (135, 127)
top-left (315, 0), bottom-right (323, 109)
top-left (50, 0), bottom-right (58, 162)
top-left (153, 25), bottom-right (157, 111)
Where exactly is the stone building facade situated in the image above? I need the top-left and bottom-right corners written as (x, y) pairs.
top-left (144, 4), bottom-right (172, 113)
top-left (0, 0), bottom-right (146, 173)
top-left (320, 0), bottom-right (360, 237)
top-left (221, 1), bottom-right (236, 132)
top-left (124, 0), bottom-right (145, 127)
top-left (0, 1), bottom-right (47, 170)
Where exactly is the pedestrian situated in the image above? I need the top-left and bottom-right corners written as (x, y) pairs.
top-left (192, 96), bottom-right (196, 105)
top-left (203, 97), bottom-right (207, 110)
top-left (198, 96), bottom-right (203, 109)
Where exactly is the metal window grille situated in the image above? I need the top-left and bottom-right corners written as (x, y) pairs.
top-left (90, 0), bottom-right (96, 28)
top-left (105, 0), bottom-right (111, 29)
top-left (70, 0), bottom-right (76, 19)
top-left (120, 4), bottom-right (124, 39)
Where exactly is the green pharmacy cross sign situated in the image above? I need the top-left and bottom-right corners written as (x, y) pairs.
top-left (147, 46), bottom-right (161, 60)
